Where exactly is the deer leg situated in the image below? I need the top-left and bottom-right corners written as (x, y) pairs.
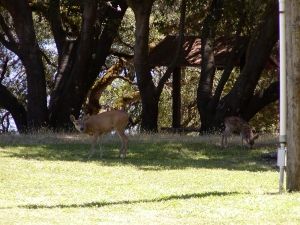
top-left (241, 136), bottom-right (244, 148)
top-left (98, 134), bottom-right (103, 158)
top-left (88, 133), bottom-right (99, 159)
top-left (122, 136), bottom-right (129, 159)
top-left (116, 130), bottom-right (128, 159)
top-left (221, 133), bottom-right (225, 148)
top-left (222, 130), bottom-right (230, 148)
top-left (224, 134), bottom-right (228, 148)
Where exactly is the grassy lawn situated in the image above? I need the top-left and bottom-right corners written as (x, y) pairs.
top-left (0, 133), bottom-right (299, 224)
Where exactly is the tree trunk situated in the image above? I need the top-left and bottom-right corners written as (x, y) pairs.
top-left (0, 0), bottom-right (128, 132)
top-left (127, 0), bottom-right (186, 132)
top-left (127, 0), bottom-right (157, 132)
top-left (197, 0), bottom-right (224, 133)
top-left (219, 1), bottom-right (278, 119)
top-left (0, 0), bottom-right (48, 130)
top-left (0, 84), bottom-right (27, 132)
top-left (286, 0), bottom-right (300, 191)
top-left (197, 1), bottom-right (278, 133)
top-left (48, 0), bottom-right (128, 130)
top-left (49, 0), bottom-right (98, 130)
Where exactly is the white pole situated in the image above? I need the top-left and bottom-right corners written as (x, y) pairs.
top-left (277, 0), bottom-right (287, 193)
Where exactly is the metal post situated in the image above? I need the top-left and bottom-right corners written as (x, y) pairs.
top-left (278, 0), bottom-right (287, 193)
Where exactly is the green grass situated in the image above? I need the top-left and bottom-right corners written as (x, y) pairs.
top-left (0, 133), bottom-right (299, 224)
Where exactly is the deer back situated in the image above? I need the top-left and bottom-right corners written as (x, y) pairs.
top-left (84, 110), bottom-right (130, 134)
top-left (224, 117), bottom-right (254, 138)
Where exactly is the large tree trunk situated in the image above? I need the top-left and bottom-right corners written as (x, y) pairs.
top-left (48, 0), bottom-right (98, 130)
top-left (127, 0), bottom-right (186, 132)
top-left (197, 0), bottom-right (224, 133)
top-left (48, 0), bottom-right (128, 130)
top-left (286, 0), bottom-right (300, 191)
top-left (197, 1), bottom-right (278, 133)
top-left (0, 0), bottom-right (128, 132)
top-left (127, 0), bottom-right (157, 132)
top-left (0, 0), bottom-right (48, 130)
top-left (218, 1), bottom-right (278, 120)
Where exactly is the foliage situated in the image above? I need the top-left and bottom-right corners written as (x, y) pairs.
top-left (0, 0), bottom-right (279, 133)
top-left (1, 133), bottom-right (299, 224)
top-left (158, 67), bottom-right (200, 129)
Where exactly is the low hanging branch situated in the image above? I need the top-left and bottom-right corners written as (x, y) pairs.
top-left (85, 60), bottom-right (136, 115)
top-left (122, 91), bottom-right (141, 104)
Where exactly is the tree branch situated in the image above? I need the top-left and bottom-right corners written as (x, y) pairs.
top-left (242, 81), bottom-right (279, 120)
top-left (0, 14), bottom-right (19, 54)
top-left (156, 0), bottom-right (186, 98)
top-left (110, 49), bottom-right (134, 60)
top-left (0, 56), bottom-right (8, 83)
top-left (40, 50), bottom-right (58, 69)
top-left (48, 0), bottom-right (68, 54)
top-left (197, 0), bottom-right (224, 111)
top-left (210, 12), bottom-right (248, 112)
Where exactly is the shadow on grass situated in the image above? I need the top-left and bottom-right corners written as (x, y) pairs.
top-left (18, 191), bottom-right (239, 209)
top-left (1, 140), bottom-right (277, 172)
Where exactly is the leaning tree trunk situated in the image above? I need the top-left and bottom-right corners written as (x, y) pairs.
top-left (197, 1), bottom-right (278, 133)
top-left (217, 1), bottom-right (278, 121)
top-left (286, 0), bottom-right (300, 191)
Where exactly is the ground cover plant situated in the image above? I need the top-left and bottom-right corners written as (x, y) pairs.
top-left (1, 133), bottom-right (300, 224)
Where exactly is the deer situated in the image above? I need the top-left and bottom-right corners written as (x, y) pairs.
top-left (70, 110), bottom-right (132, 160)
top-left (221, 116), bottom-right (259, 149)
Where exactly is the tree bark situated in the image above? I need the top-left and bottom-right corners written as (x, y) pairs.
top-left (126, 0), bottom-right (157, 132)
top-left (220, 1), bottom-right (278, 119)
top-left (127, 0), bottom-right (186, 132)
top-left (48, 0), bottom-right (128, 130)
top-left (0, 0), bottom-right (48, 130)
top-left (84, 61), bottom-right (125, 115)
top-left (286, 0), bottom-right (300, 191)
top-left (0, 0), bottom-right (128, 132)
top-left (197, 1), bottom-right (278, 132)
top-left (196, 0), bottom-right (224, 132)
top-left (0, 84), bottom-right (27, 132)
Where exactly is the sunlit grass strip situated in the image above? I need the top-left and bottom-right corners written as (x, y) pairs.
top-left (1, 133), bottom-right (299, 224)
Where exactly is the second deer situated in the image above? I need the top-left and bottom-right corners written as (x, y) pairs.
top-left (221, 116), bottom-right (259, 149)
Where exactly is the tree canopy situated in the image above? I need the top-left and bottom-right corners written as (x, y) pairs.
top-left (0, 0), bottom-right (279, 134)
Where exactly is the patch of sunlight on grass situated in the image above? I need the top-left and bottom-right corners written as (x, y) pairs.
top-left (2, 133), bottom-right (297, 225)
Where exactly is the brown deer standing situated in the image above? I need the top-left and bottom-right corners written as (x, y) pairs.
top-left (221, 116), bottom-right (259, 149)
top-left (70, 110), bottom-right (132, 159)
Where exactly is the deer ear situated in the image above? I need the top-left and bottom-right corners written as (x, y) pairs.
top-left (253, 134), bottom-right (259, 140)
top-left (70, 115), bottom-right (75, 122)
